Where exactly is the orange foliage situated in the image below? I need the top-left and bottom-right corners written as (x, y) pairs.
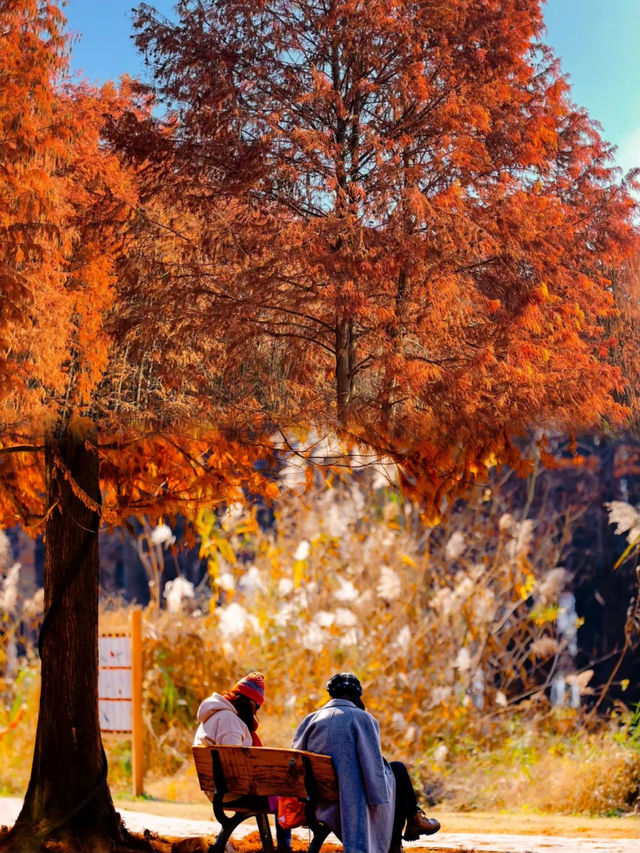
top-left (0, 2), bottom-right (274, 530)
top-left (129, 0), bottom-right (638, 511)
top-left (0, 0), bottom-right (71, 417)
top-left (606, 252), bottom-right (640, 423)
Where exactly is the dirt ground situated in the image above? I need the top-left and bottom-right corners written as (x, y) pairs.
top-left (1, 796), bottom-right (638, 853)
top-left (113, 797), bottom-right (639, 839)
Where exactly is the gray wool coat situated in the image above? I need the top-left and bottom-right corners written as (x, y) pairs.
top-left (292, 698), bottom-right (395, 853)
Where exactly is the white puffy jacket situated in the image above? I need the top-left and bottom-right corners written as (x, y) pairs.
top-left (193, 692), bottom-right (253, 747)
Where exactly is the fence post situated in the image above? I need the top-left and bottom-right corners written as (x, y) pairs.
top-left (131, 608), bottom-right (144, 796)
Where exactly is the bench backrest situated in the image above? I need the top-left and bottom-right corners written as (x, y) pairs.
top-left (192, 745), bottom-right (338, 801)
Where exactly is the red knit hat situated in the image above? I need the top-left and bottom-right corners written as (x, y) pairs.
top-left (231, 671), bottom-right (265, 706)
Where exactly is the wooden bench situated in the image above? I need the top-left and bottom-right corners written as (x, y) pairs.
top-left (192, 745), bottom-right (339, 853)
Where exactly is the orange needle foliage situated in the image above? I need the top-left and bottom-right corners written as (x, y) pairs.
top-left (0, 6), bottom-right (272, 528)
top-left (132, 0), bottom-right (638, 508)
top-left (1, 0), bottom-right (71, 417)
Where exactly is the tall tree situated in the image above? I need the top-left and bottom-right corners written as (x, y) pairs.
top-left (133, 0), bottom-right (637, 508)
top-left (0, 3), bottom-right (272, 850)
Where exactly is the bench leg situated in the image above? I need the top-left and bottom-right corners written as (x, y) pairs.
top-left (256, 811), bottom-right (275, 852)
top-left (306, 823), bottom-right (331, 853)
top-left (211, 810), bottom-right (248, 853)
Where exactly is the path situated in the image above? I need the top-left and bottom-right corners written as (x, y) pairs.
top-left (0, 798), bottom-right (636, 853)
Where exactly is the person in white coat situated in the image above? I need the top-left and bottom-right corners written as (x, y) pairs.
top-left (194, 670), bottom-right (264, 747)
top-left (193, 671), bottom-right (292, 852)
top-left (292, 672), bottom-right (440, 853)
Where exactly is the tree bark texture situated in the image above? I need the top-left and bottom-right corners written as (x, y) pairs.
top-left (336, 317), bottom-right (355, 423)
top-left (11, 423), bottom-right (122, 850)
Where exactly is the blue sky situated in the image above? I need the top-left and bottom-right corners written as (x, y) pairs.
top-left (64, 0), bottom-right (639, 174)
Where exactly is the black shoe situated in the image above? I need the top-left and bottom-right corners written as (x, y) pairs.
top-left (404, 808), bottom-right (441, 841)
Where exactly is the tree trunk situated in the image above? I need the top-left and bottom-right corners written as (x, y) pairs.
top-left (382, 266), bottom-right (408, 434)
top-left (336, 317), bottom-right (354, 423)
top-left (9, 421), bottom-right (126, 851)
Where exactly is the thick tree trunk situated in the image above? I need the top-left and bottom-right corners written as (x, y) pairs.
top-left (9, 421), bottom-right (125, 851)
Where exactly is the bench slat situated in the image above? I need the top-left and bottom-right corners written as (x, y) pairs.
top-left (192, 745), bottom-right (338, 801)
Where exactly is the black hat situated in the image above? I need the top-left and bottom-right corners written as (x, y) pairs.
top-left (327, 672), bottom-right (363, 698)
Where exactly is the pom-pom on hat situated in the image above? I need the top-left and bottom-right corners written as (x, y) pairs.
top-left (327, 672), bottom-right (363, 698)
top-left (231, 671), bottom-right (265, 706)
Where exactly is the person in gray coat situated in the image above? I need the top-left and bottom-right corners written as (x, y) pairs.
top-left (292, 672), bottom-right (440, 853)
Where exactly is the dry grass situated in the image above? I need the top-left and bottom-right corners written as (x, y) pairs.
top-left (0, 667), bottom-right (38, 796)
top-left (504, 739), bottom-right (639, 814)
top-left (423, 713), bottom-right (639, 815)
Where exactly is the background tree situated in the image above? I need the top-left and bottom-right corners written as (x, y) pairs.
top-left (607, 254), bottom-right (640, 424)
top-left (133, 0), bottom-right (637, 510)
